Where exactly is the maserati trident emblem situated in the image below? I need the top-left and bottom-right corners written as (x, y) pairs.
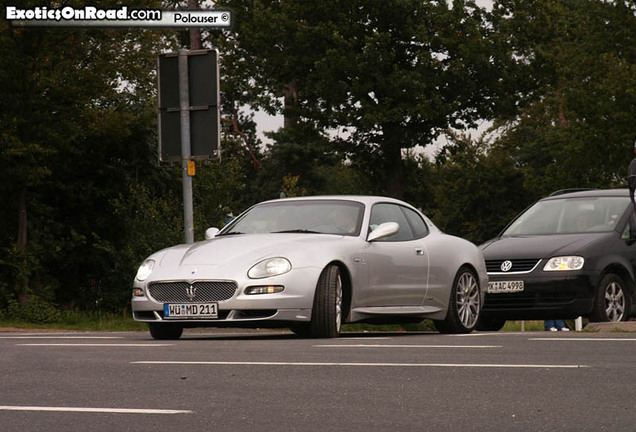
top-left (501, 260), bottom-right (513, 272)
top-left (186, 285), bottom-right (197, 300)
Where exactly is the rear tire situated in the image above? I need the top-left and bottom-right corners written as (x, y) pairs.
top-left (434, 267), bottom-right (481, 334)
top-left (589, 273), bottom-right (629, 322)
top-left (149, 323), bottom-right (183, 340)
top-left (308, 265), bottom-right (343, 338)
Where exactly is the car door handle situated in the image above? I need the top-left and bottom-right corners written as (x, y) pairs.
top-left (415, 248), bottom-right (425, 256)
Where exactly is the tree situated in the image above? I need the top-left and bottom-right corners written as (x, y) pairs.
top-left (0, 1), bottom-right (181, 310)
top-left (216, 0), bottom-right (503, 198)
top-left (490, 0), bottom-right (636, 195)
top-left (430, 132), bottom-right (525, 244)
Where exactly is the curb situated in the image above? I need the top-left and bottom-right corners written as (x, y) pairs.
top-left (583, 322), bottom-right (636, 333)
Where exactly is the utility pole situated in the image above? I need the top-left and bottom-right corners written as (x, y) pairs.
top-left (157, 0), bottom-right (220, 245)
top-left (178, 49), bottom-right (195, 244)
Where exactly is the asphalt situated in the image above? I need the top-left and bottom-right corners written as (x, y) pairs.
top-left (2, 321), bottom-right (636, 333)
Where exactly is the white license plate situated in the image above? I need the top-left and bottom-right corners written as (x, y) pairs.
top-left (487, 280), bottom-right (524, 294)
top-left (164, 303), bottom-right (218, 319)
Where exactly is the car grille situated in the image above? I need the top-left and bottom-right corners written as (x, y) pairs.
top-left (483, 292), bottom-right (575, 310)
top-left (147, 281), bottom-right (238, 303)
top-left (486, 259), bottom-right (541, 274)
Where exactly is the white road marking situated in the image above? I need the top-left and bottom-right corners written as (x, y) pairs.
top-left (133, 360), bottom-right (588, 369)
top-left (314, 344), bottom-right (501, 348)
top-left (18, 343), bottom-right (172, 347)
top-left (530, 338), bottom-right (636, 342)
top-left (0, 405), bottom-right (191, 414)
top-left (0, 336), bottom-right (122, 339)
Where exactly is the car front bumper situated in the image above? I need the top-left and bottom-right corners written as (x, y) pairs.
top-left (131, 266), bottom-right (321, 326)
top-left (481, 271), bottom-right (598, 320)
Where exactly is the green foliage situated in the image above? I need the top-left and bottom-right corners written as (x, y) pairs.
top-left (430, 133), bottom-right (527, 244)
top-left (0, 0), bottom-right (635, 325)
top-left (193, 153), bottom-right (253, 233)
top-left (491, 0), bottom-right (636, 195)
top-left (254, 122), bottom-right (340, 198)
top-left (0, 2), bottom-right (182, 313)
top-left (4, 297), bottom-right (59, 324)
top-left (0, 309), bottom-right (146, 331)
top-left (217, 0), bottom-right (503, 197)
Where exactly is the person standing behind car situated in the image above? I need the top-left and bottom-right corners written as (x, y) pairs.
top-left (544, 319), bottom-right (569, 331)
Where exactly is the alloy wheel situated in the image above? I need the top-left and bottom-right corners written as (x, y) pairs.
top-left (456, 272), bottom-right (480, 329)
top-left (335, 273), bottom-right (343, 332)
top-left (604, 281), bottom-right (626, 322)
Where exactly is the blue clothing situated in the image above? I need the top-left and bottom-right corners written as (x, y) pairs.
top-left (544, 319), bottom-right (566, 330)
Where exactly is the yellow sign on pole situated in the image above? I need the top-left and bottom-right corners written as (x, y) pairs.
top-left (187, 160), bottom-right (196, 176)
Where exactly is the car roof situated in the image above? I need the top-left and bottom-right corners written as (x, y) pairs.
top-left (259, 195), bottom-right (410, 207)
top-left (542, 188), bottom-right (629, 201)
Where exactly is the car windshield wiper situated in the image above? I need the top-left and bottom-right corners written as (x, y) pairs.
top-left (219, 231), bottom-right (245, 236)
top-left (272, 229), bottom-right (321, 234)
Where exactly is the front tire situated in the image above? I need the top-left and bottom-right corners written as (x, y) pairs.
top-left (434, 267), bottom-right (481, 334)
top-left (149, 323), bottom-right (183, 340)
top-left (308, 265), bottom-right (343, 338)
top-left (289, 324), bottom-right (311, 338)
top-left (589, 273), bottom-right (629, 322)
top-left (476, 315), bottom-right (506, 332)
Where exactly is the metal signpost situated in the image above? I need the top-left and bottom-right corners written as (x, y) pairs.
top-left (158, 48), bottom-right (220, 244)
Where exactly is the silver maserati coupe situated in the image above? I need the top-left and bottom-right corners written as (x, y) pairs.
top-left (132, 196), bottom-right (487, 339)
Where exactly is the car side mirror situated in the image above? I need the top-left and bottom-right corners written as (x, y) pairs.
top-left (367, 222), bottom-right (399, 242)
top-left (205, 227), bottom-right (220, 240)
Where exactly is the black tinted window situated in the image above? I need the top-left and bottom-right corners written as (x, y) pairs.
top-left (369, 204), bottom-right (414, 242)
top-left (402, 207), bottom-right (429, 239)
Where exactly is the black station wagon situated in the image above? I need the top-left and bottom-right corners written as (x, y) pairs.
top-left (478, 189), bottom-right (636, 331)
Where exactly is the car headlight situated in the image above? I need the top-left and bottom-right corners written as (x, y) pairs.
top-left (543, 256), bottom-right (584, 271)
top-left (248, 257), bottom-right (292, 279)
top-left (135, 259), bottom-right (155, 281)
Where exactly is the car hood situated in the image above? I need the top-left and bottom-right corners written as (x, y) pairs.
top-left (480, 233), bottom-right (609, 259)
top-left (155, 233), bottom-right (346, 268)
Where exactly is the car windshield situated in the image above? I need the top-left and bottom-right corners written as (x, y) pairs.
top-left (502, 196), bottom-right (630, 236)
top-left (221, 200), bottom-right (364, 236)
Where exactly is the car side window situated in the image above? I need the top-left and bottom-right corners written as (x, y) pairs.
top-left (369, 203), bottom-right (414, 242)
top-left (622, 225), bottom-right (631, 240)
top-left (402, 207), bottom-right (429, 239)
top-left (622, 213), bottom-right (636, 240)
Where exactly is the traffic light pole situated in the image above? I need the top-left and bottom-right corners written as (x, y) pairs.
top-left (179, 49), bottom-right (195, 244)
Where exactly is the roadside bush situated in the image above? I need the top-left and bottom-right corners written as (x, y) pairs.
top-left (4, 297), bottom-right (60, 324)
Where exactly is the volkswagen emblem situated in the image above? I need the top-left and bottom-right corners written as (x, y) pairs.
top-left (500, 260), bottom-right (513, 272)
top-left (186, 285), bottom-right (197, 300)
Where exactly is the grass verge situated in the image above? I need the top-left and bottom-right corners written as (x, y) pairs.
top-left (0, 310), bottom-right (147, 332)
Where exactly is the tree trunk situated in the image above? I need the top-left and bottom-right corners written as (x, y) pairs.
top-left (188, 0), bottom-right (202, 49)
top-left (385, 145), bottom-right (405, 199)
top-left (556, 87), bottom-right (568, 128)
top-left (17, 188), bottom-right (28, 308)
top-left (382, 125), bottom-right (405, 199)
top-left (284, 78), bottom-right (299, 129)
